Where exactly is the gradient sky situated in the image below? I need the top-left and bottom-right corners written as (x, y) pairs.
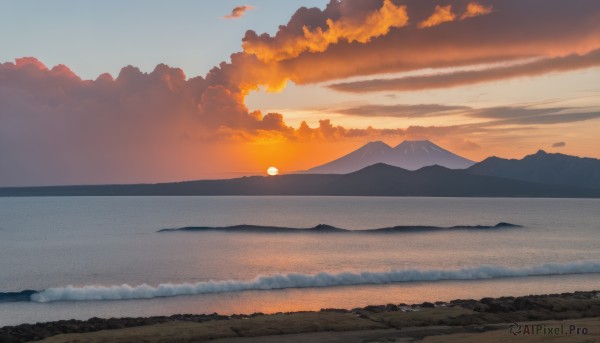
top-left (1, 0), bottom-right (600, 186)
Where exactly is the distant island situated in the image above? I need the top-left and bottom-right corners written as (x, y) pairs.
top-left (1, 142), bottom-right (599, 198)
top-left (158, 222), bottom-right (521, 234)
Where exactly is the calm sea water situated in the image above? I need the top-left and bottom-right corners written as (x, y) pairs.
top-left (1, 196), bottom-right (599, 326)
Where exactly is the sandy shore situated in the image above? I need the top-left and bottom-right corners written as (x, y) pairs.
top-left (1, 290), bottom-right (599, 342)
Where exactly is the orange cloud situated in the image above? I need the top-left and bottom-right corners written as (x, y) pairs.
top-left (245, 0), bottom-right (600, 86)
top-left (242, 0), bottom-right (408, 62)
top-left (418, 5), bottom-right (456, 28)
top-left (460, 2), bottom-right (493, 20)
top-left (0, 58), bottom-right (298, 185)
top-left (15, 57), bottom-right (47, 70)
top-left (224, 5), bottom-right (254, 19)
top-left (328, 48), bottom-right (600, 92)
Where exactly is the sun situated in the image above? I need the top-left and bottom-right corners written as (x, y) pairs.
top-left (267, 166), bottom-right (279, 176)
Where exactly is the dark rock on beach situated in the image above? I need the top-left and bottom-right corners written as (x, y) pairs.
top-left (0, 314), bottom-right (229, 343)
top-left (2, 290), bottom-right (599, 342)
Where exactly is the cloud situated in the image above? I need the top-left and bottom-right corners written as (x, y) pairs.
top-left (224, 5), bottom-right (254, 19)
top-left (329, 48), bottom-right (600, 92)
top-left (496, 111), bottom-right (600, 126)
top-left (417, 2), bottom-right (491, 28)
top-left (469, 106), bottom-right (568, 119)
top-left (329, 102), bottom-right (600, 127)
top-left (465, 106), bottom-right (600, 126)
top-left (335, 104), bottom-right (470, 118)
top-left (15, 56), bottom-right (48, 70)
top-left (552, 141), bottom-right (566, 148)
top-left (329, 102), bottom-right (600, 126)
top-left (418, 5), bottom-right (456, 28)
top-left (460, 105), bottom-right (600, 126)
top-left (460, 2), bottom-right (493, 20)
top-left (248, 0), bottom-right (600, 86)
top-left (242, 0), bottom-right (408, 63)
top-left (0, 57), bottom-right (299, 185)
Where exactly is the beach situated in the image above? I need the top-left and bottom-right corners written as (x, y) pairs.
top-left (2, 290), bottom-right (598, 342)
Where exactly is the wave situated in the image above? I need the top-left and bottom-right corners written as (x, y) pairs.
top-left (6, 261), bottom-right (599, 303)
top-left (0, 290), bottom-right (38, 302)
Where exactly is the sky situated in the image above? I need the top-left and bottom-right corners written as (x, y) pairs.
top-left (1, 0), bottom-right (600, 186)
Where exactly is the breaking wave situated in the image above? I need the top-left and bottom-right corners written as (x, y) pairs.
top-left (10, 261), bottom-right (600, 303)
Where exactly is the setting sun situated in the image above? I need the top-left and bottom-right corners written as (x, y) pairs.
top-left (267, 167), bottom-right (279, 176)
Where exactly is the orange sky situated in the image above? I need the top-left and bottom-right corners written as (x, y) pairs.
top-left (1, 0), bottom-right (600, 186)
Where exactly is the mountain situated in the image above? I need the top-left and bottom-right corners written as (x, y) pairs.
top-left (305, 140), bottom-right (474, 174)
top-left (467, 150), bottom-right (600, 190)
top-left (1, 163), bottom-right (598, 198)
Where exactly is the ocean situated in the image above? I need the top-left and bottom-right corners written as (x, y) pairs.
top-left (1, 196), bottom-right (599, 326)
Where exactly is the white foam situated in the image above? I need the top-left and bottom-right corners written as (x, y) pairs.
top-left (31, 261), bottom-right (600, 302)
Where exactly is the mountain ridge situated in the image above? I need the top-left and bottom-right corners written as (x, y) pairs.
top-left (1, 162), bottom-right (598, 198)
top-left (467, 150), bottom-right (600, 189)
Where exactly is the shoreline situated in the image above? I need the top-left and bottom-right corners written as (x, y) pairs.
top-left (2, 290), bottom-right (599, 342)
